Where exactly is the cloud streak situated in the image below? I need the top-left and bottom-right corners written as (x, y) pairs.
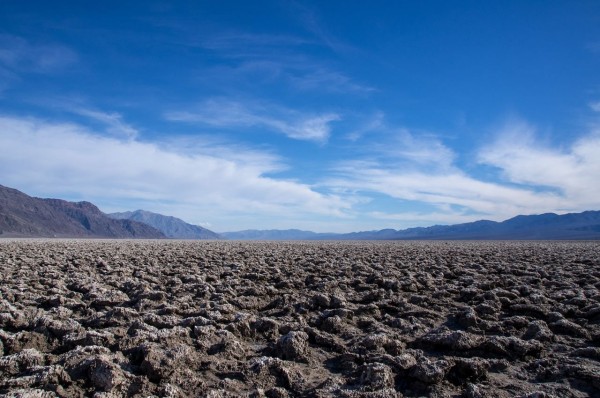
top-left (197, 31), bottom-right (313, 56)
top-left (289, 68), bottom-right (375, 93)
top-left (287, 1), bottom-right (354, 54)
top-left (71, 108), bottom-right (139, 139)
top-left (189, 26), bottom-right (373, 94)
top-left (166, 99), bottom-right (340, 143)
top-left (343, 115), bottom-right (456, 170)
top-left (0, 34), bottom-right (77, 73)
top-left (329, 165), bottom-right (563, 220)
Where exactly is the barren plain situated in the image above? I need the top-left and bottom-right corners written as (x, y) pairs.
top-left (0, 240), bottom-right (599, 397)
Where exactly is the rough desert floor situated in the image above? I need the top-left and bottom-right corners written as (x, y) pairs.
top-left (0, 240), bottom-right (599, 398)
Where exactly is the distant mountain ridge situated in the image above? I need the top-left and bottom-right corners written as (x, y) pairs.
top-left (223, 211), bottom-right (600, 240)
top-left (368, 211), bottom-right (600, 240)
top-left (0, 185), bottom-right (164, 238)
top-left (2, 183), bottom-right (599, 240)
top-left (109, 210), bottom-right (221, 239)
top-left (221, 229), bottom-right (323, 240)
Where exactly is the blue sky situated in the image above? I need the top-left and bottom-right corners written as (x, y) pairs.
top-left (1, 1), bottom-right (600, 232)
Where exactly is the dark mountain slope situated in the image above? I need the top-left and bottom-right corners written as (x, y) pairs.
top-left (0, 185), bottom-right (164, 238)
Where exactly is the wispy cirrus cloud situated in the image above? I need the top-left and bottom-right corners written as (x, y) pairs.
top-left (0, 34), bottom-right (77, 73)
top-left (370, 129), bottom-right (456, 170)
top-left (287, 0), bottom-right (355, 54)
top-left (346, 111), bottom-right (385, 141)
top-left (197, 58), bottom-right (374, 94)
top-left (289, 68), bottom-right (375, 93)
top-left (0, 115), bottom-right (351, 230)
top-left (16, 95), bottom-right (141, 139)
top-left (198, 31), bottom-right (313, 56)
top-left (189, 25), bottom-right (373, 94)
top-left (0, 35), bottom-right (77, 95)
top-left (71, 108), bottom-right (139, 139)
top-left (343, 113), bottom-right (455, 170)
top-left (166, 98), bottom-right (340, 143)
top-left (329, 165), bottom-right (563, 220)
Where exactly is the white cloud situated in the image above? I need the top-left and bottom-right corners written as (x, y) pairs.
top-left (329, 165), bottom-right (564, 220)
top-left (166, 99), bottom-right (340, 143)
top-left (478, 120), bottom-right (600, 210)
top-left (328, 118), bottom-right (600, 223)
top-left (0, 115), bottom-right (350, 230)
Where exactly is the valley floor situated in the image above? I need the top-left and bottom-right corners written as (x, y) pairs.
top-left (0, 240), bottom-right (599, 397)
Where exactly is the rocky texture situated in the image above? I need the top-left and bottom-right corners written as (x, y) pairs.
top-left (0, 185), bottom-right (165, 238)
top-left (0, 240), bottom-right (599, 397)
top-left (109, 210), bottom-right (221, 240)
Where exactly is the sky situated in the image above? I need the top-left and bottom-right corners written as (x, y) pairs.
top-left (1, 1), bottom-right (600, 233)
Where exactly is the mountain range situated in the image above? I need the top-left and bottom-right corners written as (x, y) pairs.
top-left (0, 184), bottom-right (164, 238)
top-left (108, 210), bottom-right (222, 239)
top-left (222, 211), bottom-right (600, 240)
top-left (322, 211), bottom-right (600, 240)
top-left (2, 183), bottom-right (600, 240)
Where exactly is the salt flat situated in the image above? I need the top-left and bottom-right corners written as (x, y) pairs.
top-left (0, 240), bottom-right (599, 397)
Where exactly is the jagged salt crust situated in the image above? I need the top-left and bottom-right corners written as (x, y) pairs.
top-left (0, 240), bottom-right (599, 397)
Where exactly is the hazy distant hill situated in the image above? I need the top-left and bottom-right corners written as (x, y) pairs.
top-left (365, 211), bottom-right (600, 240)
top-left (221, 229), bottom-right (324, 240)
top-left (0, 185), bottom-right (165, 238)
top-left (109, 209), bottom-right (222, 239)
top-left (224, 211), bottom-right (600, 240)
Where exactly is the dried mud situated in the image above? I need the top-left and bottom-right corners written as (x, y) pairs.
top-left (0, 240), bottom-right (599, 397)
